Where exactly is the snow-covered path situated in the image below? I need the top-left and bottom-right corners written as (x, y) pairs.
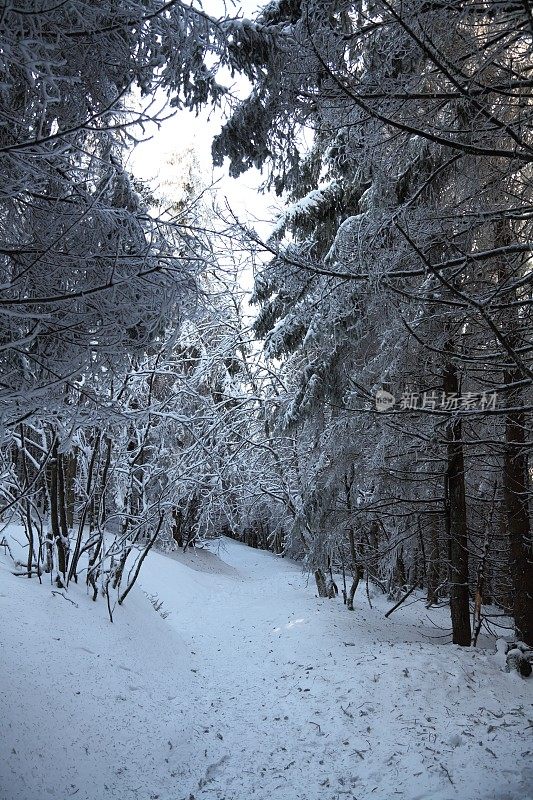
top-left (1, 537), bottom-right (531, 800)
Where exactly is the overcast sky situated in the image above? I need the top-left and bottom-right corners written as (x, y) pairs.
top-left (128, 0), bottom-right (278, 240)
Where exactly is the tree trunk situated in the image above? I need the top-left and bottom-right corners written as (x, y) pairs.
top-left (18, 426), bottom-right (36, 578)
top-left (347, 563), bottom-right (364, 611)
top-left (171, 507), bottom-right (184, 548)
top-left (57, 452), bottom-right (70, 542)
top-left (68, 433), bottom-right (102, 585)
top-left (443, 359), bottom-right (471, 646)
top-left (64, 452), bottom-right (76, 529)
top-left (496, 221), bottom-right (533, 645)
top-left (50, 438), bottom-right (68, 583)
top-left (314, 568), bottom-right (329, 597)
top-left (344, 469), bottom-right (365, 610)
top-left (502, 384), bottom-right (533, 645)
top-left (426, 516), bottom-right (440, 606)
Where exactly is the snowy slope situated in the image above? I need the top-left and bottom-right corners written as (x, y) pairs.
top-left (1, 536), bottom-right (531, 800)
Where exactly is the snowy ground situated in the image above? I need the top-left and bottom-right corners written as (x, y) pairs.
top-left (1, 534), bottom-right (532, 800)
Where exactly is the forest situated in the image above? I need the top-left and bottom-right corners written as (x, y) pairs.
top-left (0, 2), bottom-right (532, 799)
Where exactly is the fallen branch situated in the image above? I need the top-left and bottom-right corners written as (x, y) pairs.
top-left (12, 569), bottom-right (41, 577)
top-left (51, 590), bottom-right (79, 608)
top-left (384, 583), bottom-right (418, 618)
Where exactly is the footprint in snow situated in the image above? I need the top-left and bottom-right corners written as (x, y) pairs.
top-left (198, 754), bottom-right (229, 788)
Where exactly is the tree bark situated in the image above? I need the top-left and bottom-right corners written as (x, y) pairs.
top-left (50, 437), bottom-right (68, 582)
top-left (347, 563), bottom-right (364, 610)
top-left (314, 568), bottom-right (329, 597)
top-left (344, 469), bottom-right (365, 610)
top-left (443, 358), bottom-right (471, 646)
top-left (502, 383), bottom-right (533, 645)
top-left (426, 516), bottom-right (440, 606)
top-left (496, 221), bottom-right (533, 645)
top-left (57, 452), bottom-right (69, 543)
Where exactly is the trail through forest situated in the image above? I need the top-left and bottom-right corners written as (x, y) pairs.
top-left (1, 535), bottom-right (531, 800)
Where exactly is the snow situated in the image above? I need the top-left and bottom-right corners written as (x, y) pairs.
top-left (269, 182), bottom-right (341, 240)
top-left (1, 534), bottom-right (532, 800)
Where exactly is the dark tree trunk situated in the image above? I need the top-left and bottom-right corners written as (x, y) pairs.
top-left (347, 563), bottom-right (364, 611)
top-left (443, 359), bottom-right (471, 646)
top-left (171, 507), bottom-right (184, 548)
top-left (64, 452), bottom-right (76, 529)
top-left (392, 549), bottom-right (407, 595)
top-left (18, 426), bottom-right (36, 578)
top-left (87, 534), bottom-right (103, 601)
top-left (344, 470), bottom-right (365, 610)
top-left (314, 568), bottom-right (329, 597)
top-left (502, 381), bottom-right (533, 645)
top-left (68, 433), bottom-right (101, 585)
top-left (495, 221), bottom-right (533, 645)
top-left (426, 516), bottom-right (440, 606)
top-left (57, 452), bottom-right (69, 542)
top-left (50, 438), bottom-right (68, 582)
